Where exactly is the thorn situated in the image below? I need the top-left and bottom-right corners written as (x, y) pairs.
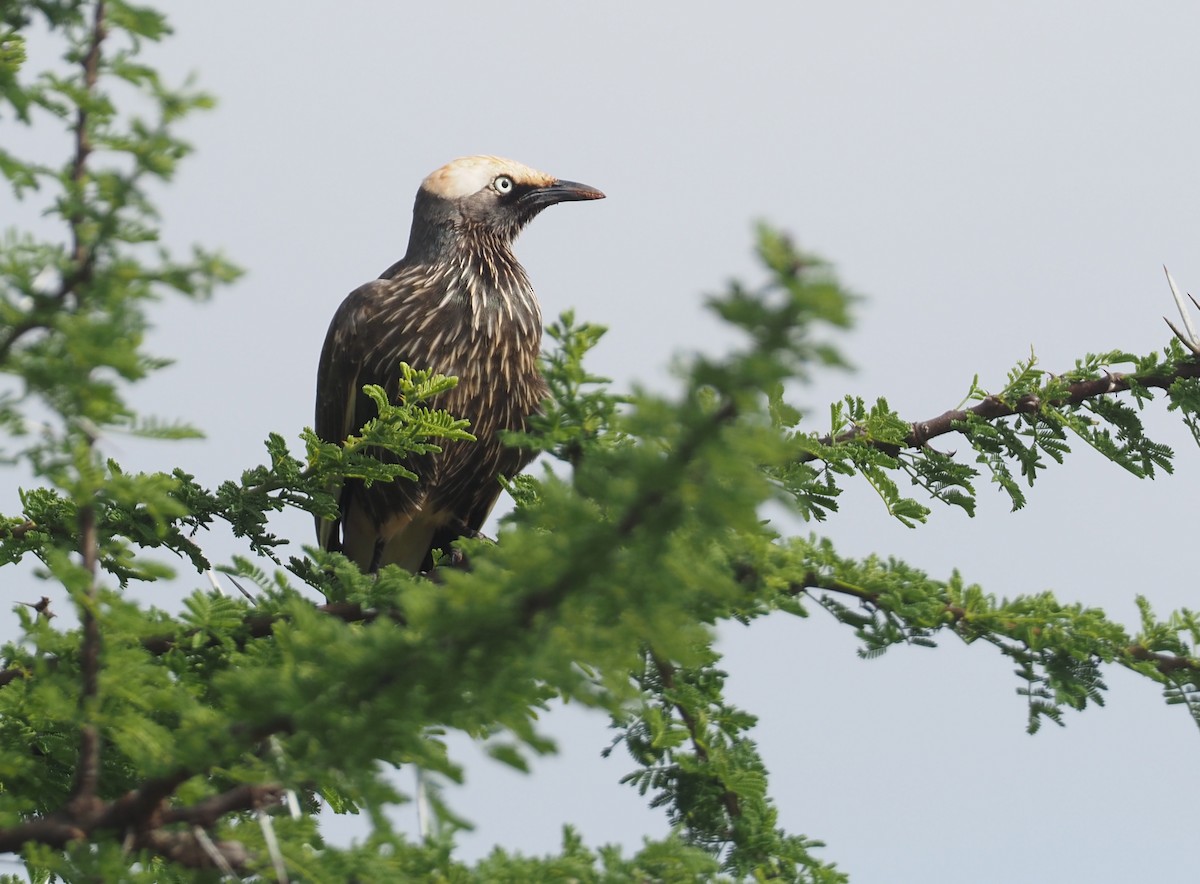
top-left (1164, 266), bottom-right (1200, 349)
top-left (267, 737), bottom-right (301, 820)
top-left (1165, 317), bottom-right (1200, 355)
top-left (225, 574), bottom-right (256, 602)
top-left (415, 768), bottom-right (434, 841)
top-left (257, 810), bottom-right (289, 884)
top-left (204, 569), bottom-right (226, 597)
top-left (192, 826), bottom-right (237, 875)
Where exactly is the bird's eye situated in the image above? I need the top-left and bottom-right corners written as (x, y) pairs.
top-left (493, 175), bottom-right (514, 195)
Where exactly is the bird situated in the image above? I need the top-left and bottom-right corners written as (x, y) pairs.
top-left (314, 156), bottom-right (605, 573)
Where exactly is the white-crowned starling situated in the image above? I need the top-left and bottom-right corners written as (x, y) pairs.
top-left (315, 156), bottom-right (605, 572)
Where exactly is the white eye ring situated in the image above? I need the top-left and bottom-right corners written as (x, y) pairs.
top-left (493, 175), bottom-right (514, 195)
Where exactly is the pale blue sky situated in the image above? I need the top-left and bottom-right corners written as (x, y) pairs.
top-left (11, 2), bottom-right (1200, 881)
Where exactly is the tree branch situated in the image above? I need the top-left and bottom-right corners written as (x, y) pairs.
top-left (0, 0), bottom-right (105, 367)
top-left (810, 358), bottom-right (1200, 458)
top-left (68, 483), bottom-right (101, 811)
top-left (141, 828), bottom-right (251, 874)
top-left (907, 364), bottom-right (1200, 448)
top-left (161, 784), bottom-right (284, 827)
top-left (137, 600), bottom-right (379, 656)
top-left (0, 752), bottom-right (283, 870)
top-left (0, 600), bottom-right (378, 690)
top-left (652, 653), bottom-right (741, 828)
top-left (68, 0), bottom-right (104, 277)
top-left (63, 0), bottom-right (107, 824)
top-left (782, 570), bottom-right (1200, 683)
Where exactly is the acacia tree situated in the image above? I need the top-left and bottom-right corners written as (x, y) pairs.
top-left (1, 3), bottom-right (1199, 882)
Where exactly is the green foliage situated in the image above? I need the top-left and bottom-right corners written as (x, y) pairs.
top-left (509, 311), bottom-right (627, 469)
top-left (616, 652), bottom-right (845, 882)
top-left (1, 2), bottom-right (1200, 881)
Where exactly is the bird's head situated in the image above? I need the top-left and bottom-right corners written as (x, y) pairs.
top-left (406, 156), bottom-right (604, 255)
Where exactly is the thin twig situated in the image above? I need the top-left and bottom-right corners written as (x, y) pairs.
top-left (651, 654), bottom-right (741, 827)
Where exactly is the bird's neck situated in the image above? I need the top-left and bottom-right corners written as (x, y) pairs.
top-left (400, 223), bottom-right (541, 339)
top-left (403, 191), bottom-right (523, 268)
top-left (404, 219), bottom-right (519, 279)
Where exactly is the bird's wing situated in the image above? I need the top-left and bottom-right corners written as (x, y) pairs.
top-left (314, 279), bottom-right (391, 552)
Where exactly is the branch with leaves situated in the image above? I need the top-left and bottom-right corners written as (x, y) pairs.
top-left (5, 3), bottom-right (1200, 882)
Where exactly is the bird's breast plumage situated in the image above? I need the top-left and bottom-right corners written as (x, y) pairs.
top-left (373, 250), bottom-right (548, 427)
top-left (326, 243), bottom-right (549, 568)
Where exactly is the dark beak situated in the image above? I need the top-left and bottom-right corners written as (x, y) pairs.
top-left (521, 178), bottom-right (606, 209)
